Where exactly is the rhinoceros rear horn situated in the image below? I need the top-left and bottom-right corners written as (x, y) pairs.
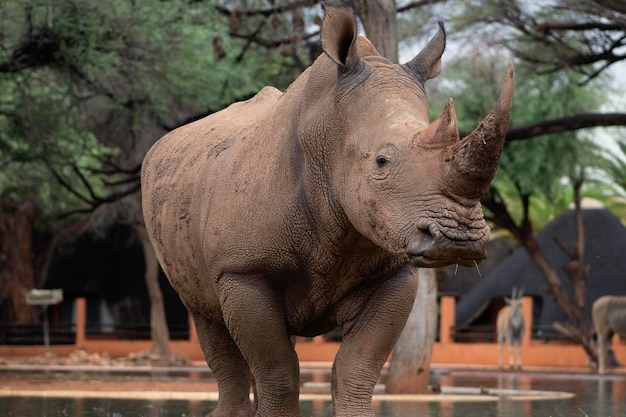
top-left (403, 21), bottom-right (446, 84)
top-left (413, 98), bottom-right (460, 149)
top-left (445, 64), bottom-right (515, 199)
top-left (321, 5), bottom-right (359, 68)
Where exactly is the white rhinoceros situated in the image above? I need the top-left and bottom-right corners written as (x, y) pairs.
top-left (141, 6), bottom-right (514, 417)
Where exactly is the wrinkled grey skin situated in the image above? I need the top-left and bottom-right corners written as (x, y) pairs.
top-left (497, 288), bottom-right (525, 370)
top-left (141, 6), bottom-right (514, 417)
top-left (593, 295), bottom-right (626, 374)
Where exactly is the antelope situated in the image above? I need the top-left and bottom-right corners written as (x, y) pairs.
top-left (497, 288), bottom-right (525, 370)
top-left (592, 295), bottom-right (626, 374)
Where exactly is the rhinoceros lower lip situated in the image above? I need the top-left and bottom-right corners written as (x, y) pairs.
top-left (406, 253), bottom-right (480, 268)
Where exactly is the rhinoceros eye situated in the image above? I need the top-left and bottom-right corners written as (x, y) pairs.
top-left (373, 146), bottom-right (396, 180)
top-left (376, 155), bottom-right (388, 168)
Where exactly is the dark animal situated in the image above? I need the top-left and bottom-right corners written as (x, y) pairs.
top-left (141, 6), bottom-right (514, 417)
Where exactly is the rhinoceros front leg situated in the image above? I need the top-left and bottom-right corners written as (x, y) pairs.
top-left (192, 313), bottom-right (255, 417)
top-left (218, 273), bottom-right (302, 417)
top-left (332, 266), bottom-right (419, 417)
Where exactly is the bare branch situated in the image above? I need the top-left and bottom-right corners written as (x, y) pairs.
top-left (534, 21), bottom-right (624, 32)
top-left (57, 183), bottom-right (141, 219)
top-left (505, 113), bottom-right (626, 142)
top-left (461, 113), bottom-right (626, 142)
top-left (72, 165), bottom-right (101, 203)
top-left (100, 174), bottom-right (140, 187)
top-left (45, 162), bottom-right (93, 205)
top-left (397, 0), bottom-right (447, 13)
top-left (215, 0), bottom-right (317, 19)
top-left (230, 28), bottom-right (319, 49)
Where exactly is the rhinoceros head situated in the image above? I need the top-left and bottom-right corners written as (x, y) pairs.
top-left (318, 6), bottom-right (513, 268)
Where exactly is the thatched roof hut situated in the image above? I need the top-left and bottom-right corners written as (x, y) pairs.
top-left (453, 208), bottom-right (626, 336)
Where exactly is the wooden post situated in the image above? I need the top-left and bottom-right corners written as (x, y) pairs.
top-left (439, 296), bottom-right (455, 345)
top-left (75, 297), bottom-right (86, 348)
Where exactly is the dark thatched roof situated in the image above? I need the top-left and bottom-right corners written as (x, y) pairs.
top-left (455, 208), bottom-right (626, 328)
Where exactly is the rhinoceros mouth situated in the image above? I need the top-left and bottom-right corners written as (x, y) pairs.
top-left (404, 222), bottom-right (488, 268)
top-left (407, 252), bottom-right (482, 268)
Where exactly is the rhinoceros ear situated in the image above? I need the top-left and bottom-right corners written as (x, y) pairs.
top-left (403, 21), bottom-right (446, 84)
top-left (321, 5), bottom-right (360, 69)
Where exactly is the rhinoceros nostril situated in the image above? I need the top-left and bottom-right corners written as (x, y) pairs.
top-left (406, 227), bottom-right (435, 257)
top-left (419, 226), bottom-right (433, 240)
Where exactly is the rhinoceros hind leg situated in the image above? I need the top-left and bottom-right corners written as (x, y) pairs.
top-left (192, 313), bottom-right (255, 417)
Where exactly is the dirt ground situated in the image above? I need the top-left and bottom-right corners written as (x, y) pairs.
top-left (2, 349), bottom-right (624, 397)
top-left (0, 349), bottom-right (220, 394)
top-left (0, 349), bottom-right (340, 397)
top-left (0, 370), bottom-right (219, 394)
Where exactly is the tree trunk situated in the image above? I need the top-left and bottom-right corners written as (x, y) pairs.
top-left (553, 176), bottom-right (596, 362)
top-left (355, 0), bottom-right (399, 63)
top-left (0, 200), bottom-right (38, 324)
top-left (134, 223), bottom-right (170, 358)
top-left (386, 267), bottom-right (437, 394)
top-left (520, 235), bottom-right (581, 321)
top-left (484, 185), bottom-right (598, 363)
top-left (518, 228), bottom-right (597, 360)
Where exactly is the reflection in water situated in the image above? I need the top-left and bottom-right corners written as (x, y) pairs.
top-left (597, 377), bottom-right (626, 417)
top-left (376, 400), bottom-right (430, 416)
top-left (598, 378), bottom-right (609, 417)
top-left (431, 371), bottom-right (625, 417)
top-left (1, 371), bottom-right (625, 417)
top-left (0, 396), bottom-right (216, 417)
top-left (187, 399), bottom-right (205, 416)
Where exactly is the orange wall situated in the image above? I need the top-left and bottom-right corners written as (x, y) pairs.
top-left (432, 296), bottom-right (626, 368)
top-left (2, 296), bottom-right (625, 369)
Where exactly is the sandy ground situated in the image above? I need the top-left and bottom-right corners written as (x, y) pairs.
top-left (0, 350), bottom-right (340, 399)
top-left (0, 368), bottom-right (219, 394)
top-left (0, 350), bottom-right (220, 397)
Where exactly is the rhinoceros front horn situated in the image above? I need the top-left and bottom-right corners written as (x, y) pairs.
top-left (445, 64), bottom-right (514, 199)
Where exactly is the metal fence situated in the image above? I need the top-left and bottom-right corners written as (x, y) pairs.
top-left (0, 322), bottom-right (190, 345)
top-left (0, 323), bottom-right (75, 346)
top-left (449, 324), bottom-right (578, 344)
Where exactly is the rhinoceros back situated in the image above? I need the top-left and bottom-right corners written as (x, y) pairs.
top-left (141, 86), bottom-right (288, 307)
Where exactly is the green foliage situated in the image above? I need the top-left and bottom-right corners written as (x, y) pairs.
top-left (0, 64), bottom-right (111, 217)
top-left (591, 138), bottom-right (626, 221)
top-left (598, 140), bottom-right (626, 195)
top-left (431, 48), bottom-right (609, 231)
top-left (496, 66), bottom-right (608, 228)
top-left (445, 0), bottom-right (625, 226)
top-left (450, 0), bottom-right (626, 83)
top-left (0, 0), bottom-right (302, 227)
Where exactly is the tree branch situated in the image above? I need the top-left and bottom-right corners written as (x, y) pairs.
top-left (45, 162), bottom-right (93, 205)
top-left (397, 0), bottom-right (447, 13)
top-left (534, 21), bottom-right (624, 32)
top-left (505, 113), bottom-right (626, 141)
top-left (57, 183), bottom-right (141, 218)
top-left (461, 113), bottom-right (626, 142)
top-left (230, 29), bottom-right (319, 49)
top-left (215, 0), bottom-right (316, 18)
